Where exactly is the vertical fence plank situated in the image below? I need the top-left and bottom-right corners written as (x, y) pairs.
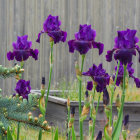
top-left (0, 0), bottom-right (140, 95)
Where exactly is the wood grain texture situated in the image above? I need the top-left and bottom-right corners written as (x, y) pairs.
top-left (0, 0), bottom-right (140, 95)
top-left (33, 94), bottom-right (140, 135)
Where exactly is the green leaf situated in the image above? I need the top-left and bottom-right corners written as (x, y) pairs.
top-left (80, 115), bottom-right (87, 122)
top-left (11, 126), bottom-right (16, 140)
top-left (17, 122), bottom-right (20, 140)
top-left (76, 75), bottom-right (82, 81)
top-left (54, 128), bottom-right (58, 140)
top-left (72, 125), bottom-right (76, 140)
top-left (39, 95), bottom-right (45, 116)
top-left (41, 89), bottom-right (45, 96)
top-left (7, 127), bottom-right (13, 140)
top-left (38, 129), bottom-right (42, 140)
top-left (112, 113), bottom-right (123, 140)
top-left (104, 125), bottom-right (111, 140)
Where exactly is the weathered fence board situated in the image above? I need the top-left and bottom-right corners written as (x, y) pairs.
top-left (32, 93), bottom-right (140, 136)
top-left (0, 0), bottom-right (140, 95)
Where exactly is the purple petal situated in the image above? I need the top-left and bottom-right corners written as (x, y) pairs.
top-left (106, 49), bottom-right (115, 62)
top-left (83, 63), bottom-right (110, 92)
top-left (135, 36), bottom-right (139, 44)
top-left (61, 31), bottom-right (67, 42)
top-left (96, 131), bottom-right (102, 140)
top-left (114, 49), bottom-right (136, 65)
top-left (134, 77), bottom-right (140, 88)
top-left (68, 40), bottom-right (75, 53)
top-left (15, 79), bottom-right (31, 99)
top-left (73, 40), bottom-right (92, 55)
top-left (86, 81), bottom-right (93, 91)
top-left (12, 42), bottom-right (17, 49)
top-left (93, 42), bottom-right (104, 55)
top-left (82, 71), bottom-right (90, 76)
top-left (103, 88), bottom-right (109, 105)
top-left (113, 74), bottom-right (122, 86)
top-left (14, 50), bottom-right (30, 62)
top-left (26, 80), bottom-right (31, 92)
top-left (22, 51), bottom-right (30, 61)
top-left (7, 51), bottom-right (14, 61)
top-left (41, 15), bottom-right (67, 44)
top-left (123, 114), bottom-right (129, 126)
top-left (123, 114), bottom-right (129, 130)
top-left (127, 62), bottom-right (135, 77)
top-left (43, 15), bottom-right (61, 32)
top-left (136, 45), bottom-right (140, 62)
top-left (30, 49), bottom-right (39, 60)
top-left (75, 24), bottom-right (96, 41)
top-left (48, 30), bottom-right (66, 44)
top-left (36, 31), bottom-right (45, 43)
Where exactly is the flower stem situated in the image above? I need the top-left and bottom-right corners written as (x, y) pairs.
top-left (67, 105), bottom-right (70, 140)
top-left (112, 65), bottom-right (127, 139)
top-left (19, 61), bottom-right (24, 80)
top-left (45, 41), bottom-right (54, 111)
top-left (90, 85), bottom-right (96, 119)
top-left (16, 122), bottom-right (20, 140)
top-left (91, 92), bottom-right (101, 140)
top-left (89, 85), bottom-right (96, 137)
top-left (79, 55), bottom-right (85, 140)
top-left (109, 60), bottom-right (120, 126)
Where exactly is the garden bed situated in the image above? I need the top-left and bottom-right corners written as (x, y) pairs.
top-left (32, 90), bottom-right (140, 136)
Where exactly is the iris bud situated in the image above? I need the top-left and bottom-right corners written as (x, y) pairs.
top-left (34, 117), bottom-right (38, 123)
top-left (39, 114), bottom-right (43, 118)
top-left (28, 112), bottom-right (32, 116)
top-left (28, 116), bottom-right (33, 121)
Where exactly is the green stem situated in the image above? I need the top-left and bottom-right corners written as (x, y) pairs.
top-left (79, 55), bottom-right (85, 140)
top-left (45, 41), bottom-right (54, 111)
top-left (89, 85), bottom-right (96, 137)
top-left (109, 60), bottom-right (120, 126)
top-left (68, 106), bottom-right (70, 140)
top-left (38, 129), bottom-right (42, 140)
top-left (91, 92), bottom-right (101, 140)
top-left (1, 134), bottom-right (5, 140)
top-left (112, 65), bottom-right (127, 138)
top-left (52, 127), bottom-right (54, 140)
top-left (16, 122), bottom-right (20, 140)
top-left (90, 85), bottom-right (96, 118)
top-left (19, 61), bottom-right (24, 79)
top-left (16, 61), bottom-right (24, 81)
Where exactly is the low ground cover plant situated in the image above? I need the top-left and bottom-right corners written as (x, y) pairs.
top-left (52, 79), bottom-right (140, 102)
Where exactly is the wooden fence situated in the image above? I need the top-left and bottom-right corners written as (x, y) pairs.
top-left (0, 0), bottom-right (140, 95)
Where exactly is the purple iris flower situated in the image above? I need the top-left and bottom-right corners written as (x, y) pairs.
top-left (113, 62), bottom-right (140, 88)
top-left (103, 88), bottom-right (110, 105)
top-left (86, 81), bottom-right (93, 91)
top-left (96, 131), bottom-right (102, 140)
top-left (83, 64), bottom-right (110, 92)
top-left (71, 107), bottom-right (75, 115)
top-left (15, 79), bottom-right (31, 99)
top-left (106, 29), bottom-right (140, 65)
top-left (36, 15), bottom-right (67, 44)
top-left (7, 35), bottom-right (39, 62)
top-left (68, 24), bottom-right (104, 55)
top-left (123, 114), bottom-right (129, 130)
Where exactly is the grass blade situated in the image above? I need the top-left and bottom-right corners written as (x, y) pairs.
top-left (38, 129), bottom-right (42, 140)
top-left (54, 127), bottom-right (58, 140)
top-left (7, 127), bottom-right (13, 140)
top-left (72, 125), bottom-right (76, 140)
top-left (16, 122), bottom-right (20, 140)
